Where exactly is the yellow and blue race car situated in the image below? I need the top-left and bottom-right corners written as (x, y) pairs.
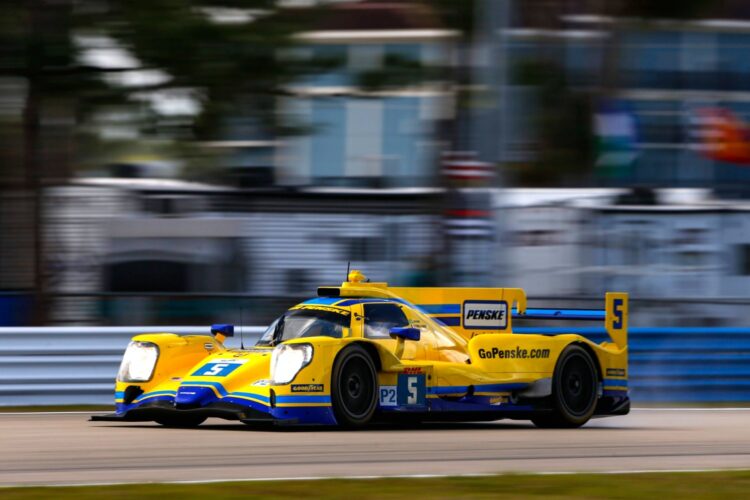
top-left (93, 271), bottom-right (629, 428)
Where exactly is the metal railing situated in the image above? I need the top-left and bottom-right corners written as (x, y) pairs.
top-left (0, 326), bottom-right (263, 406)
top-left (517, 327), bottom-right (750, 402)
top-left (1, 325), bottom-right (748, 406)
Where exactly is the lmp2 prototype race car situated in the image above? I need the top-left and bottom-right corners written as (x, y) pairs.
top-left (93, 271), bottom-right (629, 428)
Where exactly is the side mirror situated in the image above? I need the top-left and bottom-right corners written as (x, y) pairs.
top-left (211, 323), bottom-right (234, 337)
top-left (389, 327), bottom-right (420, 341)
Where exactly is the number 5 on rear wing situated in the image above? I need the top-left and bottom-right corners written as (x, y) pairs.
top-left (513, 292), bottom-right (628, 349)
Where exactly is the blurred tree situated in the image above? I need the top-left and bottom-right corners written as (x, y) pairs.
top-left (352, 1), bottom-right (475, 149)
top-left (595, 0), bottom-right (717, 185)
top-left (426, 0), bottom-right (475, 150)
top-left (1, 1), bottom-right (344, 179)
top-left (0, 0), bottom-right (116, 323)
top-left (504, 0), bottom-right (718, 186)
top-left (512, 61), bottom-right (593, 186)
top-left (0, 0), bottom-right (334, 323)
top-left (353, 0), bottom-right (473, 90)
top-left (86, 1), bottom-right (335, 139)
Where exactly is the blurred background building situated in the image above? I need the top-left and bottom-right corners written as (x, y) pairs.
top-left (3, 0), bottom-right (750, 327)
top-left (504, 1), bottom-right (750, 191)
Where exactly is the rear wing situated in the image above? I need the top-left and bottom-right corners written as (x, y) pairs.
top-left (319, 270), bottom-right (627, 347)
top-left (513, 292), bottom-right (628, 349)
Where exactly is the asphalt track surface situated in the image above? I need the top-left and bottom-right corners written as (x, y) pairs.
top-left (1, 409), bottom-right (749, 486)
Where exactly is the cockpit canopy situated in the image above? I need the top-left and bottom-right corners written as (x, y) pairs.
top-left (256, 307), bottom-right (350, 346)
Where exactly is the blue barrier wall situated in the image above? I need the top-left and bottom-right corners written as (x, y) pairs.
top-left (515, 327), bottom-right (750, 402)
top-left (0, 294), bottom-right (32, 326)
top-left (0, 325), bottom-right (747, 405)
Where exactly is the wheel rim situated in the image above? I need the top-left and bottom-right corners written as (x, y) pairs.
top-left (339, 356), bottom-right (374, 418)
top-left (559, 352), bottom-right (596, 417)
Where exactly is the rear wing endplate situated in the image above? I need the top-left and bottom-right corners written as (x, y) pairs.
top-left (514, 292), bottom-right (628, 349)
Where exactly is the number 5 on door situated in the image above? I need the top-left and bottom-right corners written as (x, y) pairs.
top-left (397, 374), bottom-right (426, 406)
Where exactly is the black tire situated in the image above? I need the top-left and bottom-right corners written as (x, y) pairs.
top-left (532, 345), bottom-right (598, 429)
top-left (331, 344), bottom-right (378, 427)
top-left (155, 416), bottom-right (207, 428)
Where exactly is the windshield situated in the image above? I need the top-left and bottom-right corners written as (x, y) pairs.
top-left (256, 307), bottom-right (350, 346)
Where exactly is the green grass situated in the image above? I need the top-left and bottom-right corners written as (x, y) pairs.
top-left (2, 471), bottom-right (750, 499)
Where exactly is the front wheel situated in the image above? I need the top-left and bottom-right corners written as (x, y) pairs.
top-left (331, 345), bottom-right (378, 427)
top-left (532, 345), bottom-right (598, 428)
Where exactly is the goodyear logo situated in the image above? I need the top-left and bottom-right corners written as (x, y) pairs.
top-left (291, 384), bottom-right (324, 393)
top-left (606, 368), bottom-right (626, 377)
top-left (463, 301), bottom-right (507, 330)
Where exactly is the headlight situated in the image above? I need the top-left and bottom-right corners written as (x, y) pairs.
top-left (117, 341), bottom-right (159, 382)
top-left (270, 343), bottom-right (313, 385)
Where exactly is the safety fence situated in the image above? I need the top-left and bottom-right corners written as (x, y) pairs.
top-left (0, 326), bottom-right (748, 406)
top-left (0, 327), bottom-right (263, 406)
top-left (517, 327), bottom-right (750, 402)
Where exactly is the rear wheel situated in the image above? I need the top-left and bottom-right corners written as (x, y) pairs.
top-left (155, 416), bottom-right (206, 428)
top-left (331, 345), bottom-right (378, 427)
top-left (532, 345), bottom-right (598, 428)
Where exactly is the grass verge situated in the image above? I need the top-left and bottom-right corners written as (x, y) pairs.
top-left (2, 471), bottom-right (750, 499)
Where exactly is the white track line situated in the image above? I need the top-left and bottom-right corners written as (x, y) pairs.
top-left (3, 468), bottom-right (749, 489)
top-left (632, 408), bottom-right (750, 411)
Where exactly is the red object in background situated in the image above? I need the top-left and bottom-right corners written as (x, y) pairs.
top-left (441, 151), bottom-right (494, 181)
top-left (444, 209), bottom-right (492, 217)
top-left (441, 151), bottom-right (494, 237)
top-left (694, 107), bottom-right (750, 165)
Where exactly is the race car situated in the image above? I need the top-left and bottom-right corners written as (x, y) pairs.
top-left (93, 271), bottom-right (629, 428)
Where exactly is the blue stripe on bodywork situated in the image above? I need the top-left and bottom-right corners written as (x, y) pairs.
top-left (418, 304), bottom-right (461, 314)
top-left (302, 297), bottom-right (342, 306)
top-left (221, 396), bottom-right (270, 414)
top-left (277, 395), bottom-right (331, 404)
top-left (433, 316), bottom-right (461, 326)
top-left (604, 378), bottom-right (628, 387)
top-left (336, 298), bottom-right (373, 306)
top-left (426, 397), bottom-right (536, 413)
top-left (229, 392), bottom-right (331, 404)
top-left (230, 391), bottom-right (270, 403)
top-left (515, 308), bottom-right (605, 321)
top-left (475, 383), bottom-right (530, 392)
top-left (336, 298), bottom-right (405, 306)
top-left (116, 389), bottom-right (176, 401)
top-left (122, 384), bottom-right (330, 407)
top-left (337, 298), bottom-right (424, 308)
top-left (305, 298), bottom-right (467, 329)
top-left (115, 395), bottom-right (175, 414)
top-left (428, 383), bottom-right (528, 395)
top-left (514, 327), bottom-right (607, 335)
top-left (269, 405), bottom-right (338, 425)
top-left (180, 381), bottom-right (228, 397)
top-left (140, 390), bottom-right (177, 397)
